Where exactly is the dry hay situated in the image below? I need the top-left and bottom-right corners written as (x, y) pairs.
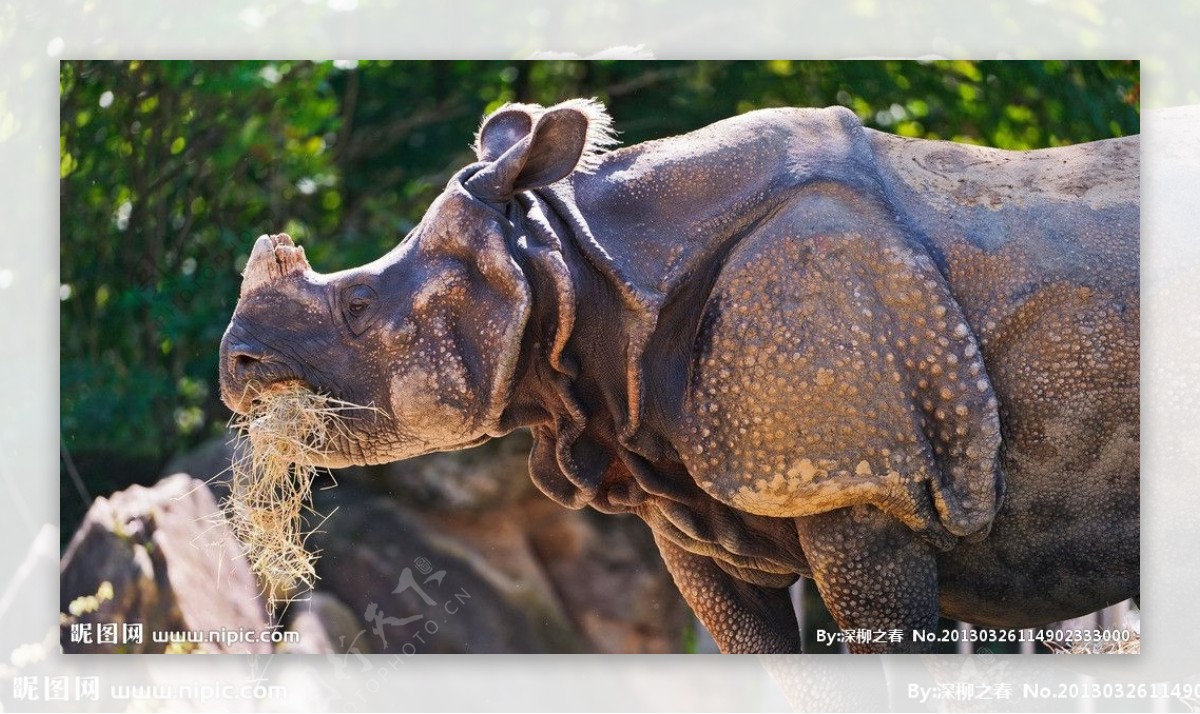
top-left (224, 383), bottom-right (377, 610)
top-left (1043, 630), bottom-right (1140, 654)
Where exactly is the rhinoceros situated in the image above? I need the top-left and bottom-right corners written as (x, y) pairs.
top-left (219, 99), bottom-right (1138, 653)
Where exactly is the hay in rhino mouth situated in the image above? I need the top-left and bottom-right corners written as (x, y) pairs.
top-left (224, 383), bottom-right (373, 609)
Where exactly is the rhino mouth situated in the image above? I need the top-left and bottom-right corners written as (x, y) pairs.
top-left (233, 378), bottom-right (386, 467)
top-left (221, 329), bottom-right (323, 414)
top-left (223, 354), bottom-right (358, 424)
top-left (246, 377), bottom-right (310, 408)
top-left (223, 369), bottom-right (300, 416)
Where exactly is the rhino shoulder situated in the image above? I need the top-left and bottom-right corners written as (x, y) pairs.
top-left (670, 180), bottom-right (1003, 547)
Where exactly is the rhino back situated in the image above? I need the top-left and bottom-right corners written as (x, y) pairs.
top-left (867, 131), bottom-right (1138, 295)
top-left (570, 106), bottom-right (879, 300)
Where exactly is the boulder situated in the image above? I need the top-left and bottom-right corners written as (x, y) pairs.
top-left (344, 429), bottom-right (536, 512)
top-left (149, 429), bottom-right (690, 653)
top-left (278, 590), bottom-right (367, 654)
top-left (59, 473), bottom-right (269, 653)
top-left (519, 498), bottom-right (690, 654)
top-left (309, 481), bottom-right (584, 653)
top-left (311, 458), bottom-right (690, 653)
top-left (161, 434), bottom-right (240, 502)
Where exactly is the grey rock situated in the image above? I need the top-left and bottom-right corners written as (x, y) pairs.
top-left (279, 590), bottom-right (367, 654)
top-left (59, 473), bottom-right (269, 653)
top-left (309, 483), bottom-right (583, 654)
top-left (308, 470), bottom-right (688, 653)
top-left (155, 430), bottom-right (688, 653)
top-left (345, 429), bottom-right (535, 512)
top-left (161, 432), bottom-right (240, 503)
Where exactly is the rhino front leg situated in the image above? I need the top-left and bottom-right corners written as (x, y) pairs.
top-left (652, 533), bottom-right (800, 653)
top-left (796, 506), bottom-right (940, 653)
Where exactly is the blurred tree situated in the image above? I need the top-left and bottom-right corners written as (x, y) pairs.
top-left (60, 59), bottom-right (1138, 513)
top-left (60, 61), bottom-right (344, 506)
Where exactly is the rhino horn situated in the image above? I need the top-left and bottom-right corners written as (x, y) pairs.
top-left (240, 233), bottom-right (311, 296)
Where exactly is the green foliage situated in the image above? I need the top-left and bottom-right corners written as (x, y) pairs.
top-left (60, 60), bottom-right (1138, 495)
top-left (61, 61), bottom-right (343, 464)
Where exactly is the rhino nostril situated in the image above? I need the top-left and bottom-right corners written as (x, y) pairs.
top-left (233, 353), bottom-right (263, 374)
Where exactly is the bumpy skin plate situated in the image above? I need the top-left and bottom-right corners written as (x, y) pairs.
top-left (677, 183), bottom-right (1003, 548)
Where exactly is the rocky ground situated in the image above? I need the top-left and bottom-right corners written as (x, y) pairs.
top-left (59, 430), bottom-right (691, 654)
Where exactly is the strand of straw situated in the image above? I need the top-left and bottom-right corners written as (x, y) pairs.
top-left (223, 386), bottom-right (380, 611)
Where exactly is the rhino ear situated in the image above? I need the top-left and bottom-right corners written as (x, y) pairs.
top-left (466, 106), bottom-right (590, 201)
top-left (474, 106), bottom-right (534, 162)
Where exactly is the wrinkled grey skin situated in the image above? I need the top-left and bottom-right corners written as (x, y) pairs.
top-left (220, 100), bottom-right (1138, 653)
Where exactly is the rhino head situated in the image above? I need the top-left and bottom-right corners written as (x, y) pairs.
top-left (218, 100), bottom-right (606, 467)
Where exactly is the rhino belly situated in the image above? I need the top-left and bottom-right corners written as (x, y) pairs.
top-left (934, 453), bottom-right (1138, 627)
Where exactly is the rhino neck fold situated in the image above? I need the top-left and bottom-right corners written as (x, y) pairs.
top-left (496, 109), bottom-right (907, 522)
top-left (489, 109), bottom-right (906, 578)
top-left (497, 199), bottom-right (812, 576)
top-left (500, 108), bottom-right (886, 514)
top-left (497, 187), bottom-right (688, 513)
top-left (499, 185), bottom-right (783, 520)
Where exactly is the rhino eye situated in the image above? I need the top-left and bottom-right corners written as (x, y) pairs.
top-left (342, 284), bottom-right (377, 326)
